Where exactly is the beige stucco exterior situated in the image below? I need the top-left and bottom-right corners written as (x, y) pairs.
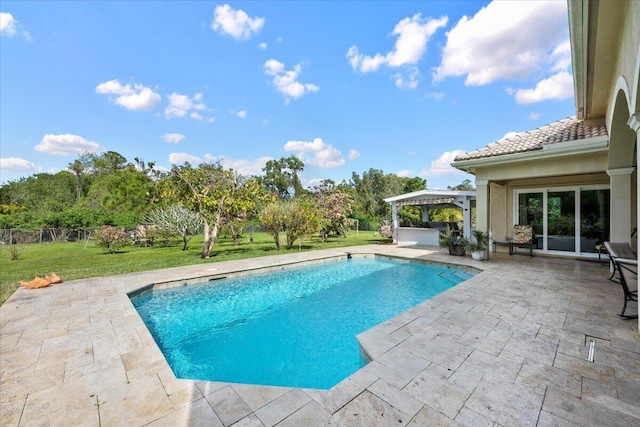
top-left (454, 0), bottom-right (639, 328)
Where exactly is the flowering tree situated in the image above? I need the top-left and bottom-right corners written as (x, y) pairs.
top-left (314, 187), bottom-right (354, 242)
top-left (146, 205), bottom-right (202, 250)
top-left (94, 225), bottom-right (127, 253)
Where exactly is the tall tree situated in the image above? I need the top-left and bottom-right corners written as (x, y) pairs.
top-left (261, 156), bottom-right (305, 199)
top-left (68, 152), bottom-right (94, 201)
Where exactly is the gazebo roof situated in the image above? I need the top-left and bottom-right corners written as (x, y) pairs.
top-left (384, 189), bottom-right (476, 207)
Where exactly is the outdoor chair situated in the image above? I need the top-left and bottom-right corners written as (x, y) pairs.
top-left (603, 241), bottom-right (637, 281)
top-left (508, 224), bottom-right (535, 257)
top-left (611, 257), bottom-right (638, 318)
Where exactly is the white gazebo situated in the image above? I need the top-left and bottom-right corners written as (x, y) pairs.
top-left (384, 190), bottom-right (476, 246)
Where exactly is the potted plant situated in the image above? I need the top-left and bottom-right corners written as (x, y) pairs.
top-left (465, 230), bottom-right (489, 260)
top-left (439, 226), bottom-right (469, 256)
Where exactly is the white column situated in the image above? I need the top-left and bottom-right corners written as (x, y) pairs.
top-left (391, 201), bottom-right (399, 244)
top-left (627, 112), bottom-right (639, 333)
top-left (607, 167), bottom-right (635, 242)
top-left (475, 181), bottom-right (490, 258)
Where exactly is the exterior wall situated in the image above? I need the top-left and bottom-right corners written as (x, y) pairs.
top-left (473, 151), bottom-right (610, 251)
top-left (474, 151), bottom-right (608, 183)
top-left (606, 1), bottom-right (640, 125)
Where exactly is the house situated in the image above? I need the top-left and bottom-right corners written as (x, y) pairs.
top-left (452, 0), bottom-right (639, 261)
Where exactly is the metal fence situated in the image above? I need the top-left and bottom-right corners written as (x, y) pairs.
top-left (0, 228), bottom-right (96, 245)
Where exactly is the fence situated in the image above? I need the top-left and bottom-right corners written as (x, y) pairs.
top-left (0, 228), bottom-right (96, 245)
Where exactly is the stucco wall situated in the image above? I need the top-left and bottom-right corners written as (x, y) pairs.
top-left (474, 151), bottom-right (608, 183)
top-left (607, 0), bottom-right (640, 121)
top-left (486, 172), bottom-right (611, 248)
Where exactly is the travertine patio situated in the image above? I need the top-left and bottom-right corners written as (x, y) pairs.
top-left (1, 245), bottom-right (639, 426)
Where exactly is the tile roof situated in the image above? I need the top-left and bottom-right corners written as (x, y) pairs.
top-left (454, 117), bottom-right (608, 162)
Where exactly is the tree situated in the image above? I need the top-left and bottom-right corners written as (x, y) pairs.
top-left (350, 168), bottom-right (404, 219)
top-left (259, 202), bottom-right (285, 249)
top-left (402, 177), bottom-right (426, 193)
top-left (261, 156), bottom-right (305, 199)
top-left (147, 206), bottom-right (202, 250)
top-left (448, 179), bottom-right (475, 191)
top-left (259, 198), bottom-right (319, 250)
top-left (68, 153), bottom-right (94, 201)
top-left (169, 163), bottom-right (265, 258)
top-left (83, 168), bottom-right (154, 214)
top-left (314, 187), bottom-right (354, 241)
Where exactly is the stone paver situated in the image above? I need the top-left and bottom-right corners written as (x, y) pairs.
top-left (1, 245), bottom-right (639, 426)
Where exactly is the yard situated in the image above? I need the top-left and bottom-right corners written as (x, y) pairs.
top-left (0, 231), bottom-right (389, 306)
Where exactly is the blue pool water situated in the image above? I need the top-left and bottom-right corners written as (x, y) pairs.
top-left (131, 257), bottom-right (474, 389)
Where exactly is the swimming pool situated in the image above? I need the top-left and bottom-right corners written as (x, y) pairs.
top-left (131, 256), bottom-right (475, 389)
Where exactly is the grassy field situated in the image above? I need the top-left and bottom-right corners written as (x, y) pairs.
top-left (0, 231), bottom-right (389, 306)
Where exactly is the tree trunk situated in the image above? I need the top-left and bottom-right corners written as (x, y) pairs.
top-left (201, 220), bottom-right (211, 258)
top-left (202, 210), bottom-right (221, 258)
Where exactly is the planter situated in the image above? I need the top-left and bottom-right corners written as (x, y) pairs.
top-left (471, 250), bottom-right (485, 261)
top-left (449, 245), bottom-right (466, 256)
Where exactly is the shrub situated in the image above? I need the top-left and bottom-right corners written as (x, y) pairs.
top-left (94, 225), bottom-right (128, 253)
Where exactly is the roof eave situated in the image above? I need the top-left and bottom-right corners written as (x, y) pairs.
top-left (452, 135), bottom-right (608, 172)
top-left (568, 0), bottom-right (587, 120)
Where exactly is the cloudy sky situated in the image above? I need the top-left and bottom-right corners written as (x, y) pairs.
top-left (1, 1), bottom-right (575, 189)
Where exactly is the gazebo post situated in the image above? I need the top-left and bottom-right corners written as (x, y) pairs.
top-left (421, 205), bottom-right (430, 223)
top-left (391, 201), bottom-right (398, 244)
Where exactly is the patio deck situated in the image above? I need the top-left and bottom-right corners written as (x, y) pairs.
top-left (1, 245), bottom-right (638, 426)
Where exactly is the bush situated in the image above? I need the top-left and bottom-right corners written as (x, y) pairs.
top-left (94, 225), bottom-right (128, 253)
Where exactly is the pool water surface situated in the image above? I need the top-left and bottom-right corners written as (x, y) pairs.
top-left (131, 257), bottom-right (475, 389)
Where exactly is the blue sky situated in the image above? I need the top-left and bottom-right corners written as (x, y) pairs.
top-left (1, 1), bottom-right (575, 189)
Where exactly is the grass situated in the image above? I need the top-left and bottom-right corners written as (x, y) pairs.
top-left (0, 231), bottom-right (389, 306)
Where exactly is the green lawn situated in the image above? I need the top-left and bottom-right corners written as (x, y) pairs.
top-left (0, 231), bottom-right (389, 306)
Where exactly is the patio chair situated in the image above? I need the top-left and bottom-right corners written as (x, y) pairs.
top-left (603, 241), bottom-right (637, 281)
top-left (509, 224), bottom-right (535, 257)
top-left (611, 257), bottom-right (638, 318)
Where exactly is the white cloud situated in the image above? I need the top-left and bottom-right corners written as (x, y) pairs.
top-left (348, 149), bottom-right (361, 160)
top-left (284, 138), bottom-right (345, 168)
top-left (513, 70), bottom-right (574, 104)
top-left (211, 4), bottom-right (264, 40)
top-left (236, 110), bottom-right (247, 118)
top-left (204, 155), bottom-right (273, 176)
top-left (347, 14), bottom-right (447, 88)
top-left (258, 42), bottom-right (267, 50)
top-left (348, 14), bottom-right (448, 72)
top-left (433, 1), bottom-right (569, 86)
top-left (0, 157), bottom-right (36, 172)
top-left (0, 12), bottom-right (30, 40)
top-left (425, 91), bottom-right (445, 100)
top-left (420, 150), bottom-right (467, 177)
top-left (35, 134), bottom-right (101, 155)
top-left (500, 131), bottom-right (520, 140)
top-left (96, 79), bottom-right (161, 110)
top-left (396, 169), bottom-right (413, 178)
top-left (163, 133), bottom-right (186, 143)
top-left (169, 152), bottom-right (202, 165)
top-left (165, 92), bottom-right (211, 120)
top-left (528, 112), bottom-right (542, 120)
top-left (393, 66), bottom-right (420, 89)
top-left (263, 59), bottom-right (319, 104)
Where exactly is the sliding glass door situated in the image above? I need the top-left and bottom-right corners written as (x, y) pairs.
top-left (547, 191), bottom-right (575, 252)
top-left (515, 186), bottom-right (609, 256)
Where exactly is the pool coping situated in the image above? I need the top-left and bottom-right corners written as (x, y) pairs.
top-left (1, 244), bottom-right (639, 426)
